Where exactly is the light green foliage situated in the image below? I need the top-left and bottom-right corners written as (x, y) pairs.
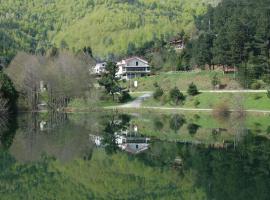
top-left (0, 0), bottom-right (219, 62)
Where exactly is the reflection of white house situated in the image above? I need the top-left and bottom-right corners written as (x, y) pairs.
top-left (92, 62), bottom-right (107, 75)
top-left (89, 131), bottom-right (150, 154)
top-left (116, 57), bottom-right (151, 80)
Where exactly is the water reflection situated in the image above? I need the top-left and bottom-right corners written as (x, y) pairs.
top-left (0, 112), bottom-right (269, 199)
top-left (90, 113), bottom-right (151, 154)
top-left (0, 114), bottom-right (18, 150)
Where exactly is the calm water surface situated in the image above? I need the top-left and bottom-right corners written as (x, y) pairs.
top-left (0, 112), bottom-right (269, 200)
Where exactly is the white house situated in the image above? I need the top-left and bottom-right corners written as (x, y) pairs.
top-left (116, 57), bottom-right (150, 80)
top-left (89, 131), bottom-right (150, 154)
top-left (92, 62), bottom-right (107, 75)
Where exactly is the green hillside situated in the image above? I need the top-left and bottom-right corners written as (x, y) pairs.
top-left (0, 0), bottom-right (219, 63)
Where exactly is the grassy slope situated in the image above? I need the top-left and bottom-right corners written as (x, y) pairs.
top-left (126, 71), bottom-right (241, 91)
top-left (143, 92), bottom-right (270, 110)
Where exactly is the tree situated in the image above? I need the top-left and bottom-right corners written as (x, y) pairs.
top-left (169, 87), bottom-right (185, 105)
top-left (211, 73), bottom-right (221, 89)
top-left (169, 114), bottom-right (186, 133)
top-left (0, 71), bottom-right (18, 112)
top-left (153, 84), bottom-right (164, 100)
top-left (187, 82), bottom-right (199, 96)
top-left (6, 51), bottom-right (95, 110)
top-left (98, 62), bottom-right (122, 101)
top-left (187, 123), bottom-right (200, 135)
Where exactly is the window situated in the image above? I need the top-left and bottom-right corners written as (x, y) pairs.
top-left (136, 61), bottom-right (139, 66)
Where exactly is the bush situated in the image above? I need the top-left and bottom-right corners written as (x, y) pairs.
top-left (187, 82), bottom-right (199, 96)
top-left (211, 73), bottom-right (221, 89)
top-left (213, 102), bottom-right (231, 120)
top-left (153, 86), bottom-right (164, 100)
top-left (194, 99), bottom-right (200, 107)
top-left (267, 89), bottom-right (270, 99)
top-left (267, 126), bottom-right (270, 134)
top-left (118, 91), bottom-right (131, 103)
top-left (169, 87), bottom-right (185, 105)
top-left (169, 114), bottom-right (186, 132)
top-left (153, 82), bottom-right (159, 88)
top-left (251, 81), bottom-right (262, 90)
top-left (253, 94), bottom-right (262, 100)
top-left (187, 123), bottom-right (200, 135)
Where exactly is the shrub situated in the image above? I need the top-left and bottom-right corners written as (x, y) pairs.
top-left (194, 99), bottom-right (200, 107)
top-left (153, 118), bottom-right (164, 130)
top-left (251, 81), bottom-right (262, 90)
top-left (153, 82), bottom-right (159, 88)
top-left (153, 86), bottom-right (164, 100)
top-left (253, 94), bottom-right (262, 100)
top-left (169, 114), bottom-right (186, 132)
top-left (187, 82), bottom-right (199, 96)
top-left (267, 126), bottom-right (270, 134)
top-left (213, 102), bottom-right (231, 120)
top-left (118, 91), bottom-right (131, 103)
top-left (187, 123), bottom-right (200, 135)
top-left (211, 73), bottom-right (221, 89)
top-left (267, 89), bottom-right (270, 99)
top-left (169, 87), bottom-right (185, 105)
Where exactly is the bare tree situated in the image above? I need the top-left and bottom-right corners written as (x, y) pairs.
top-left (6, 51), bottom-right (97, 111)
top-left (6, 52), bottom-right (43, 110)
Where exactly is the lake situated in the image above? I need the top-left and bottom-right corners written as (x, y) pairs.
top-left (0, 111), bottom-right (270, 200)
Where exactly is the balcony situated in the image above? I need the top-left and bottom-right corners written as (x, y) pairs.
top-left (123, 67), bottom-right (150, 73)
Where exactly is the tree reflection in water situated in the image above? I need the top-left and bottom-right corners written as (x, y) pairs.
top-left (91, 113), bottom-right (151, 155)
top-left (0, 114), bottom-right (18, 150)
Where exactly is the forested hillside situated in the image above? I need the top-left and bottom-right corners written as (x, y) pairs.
top-left (0, 0), bottom-right (219, 64)
top-left (183, 0), bottom-right (270, 87)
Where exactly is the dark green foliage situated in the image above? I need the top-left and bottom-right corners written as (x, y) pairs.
top-left (169, 114), bottom-right (186, 132)
top-left (169, 87), bottom-right (185, 105)
top-left (211, 73), bottom-right (221, 88)
top-left (187, 82), bottom-right (199, 96)
top-left (187, 123), bottom-right (200, 135)
top-left (267, 89), bottom-right (270, 99)
top-left (153, 118), bottom-right (164, 131)
top-left (98, 62), bottom-right (122, 101)
top-left (186, 0), bottom-right (270, 87)
top-left (267, 126), bottom-right (270, 134)
top-left (153, 85), bottom-right (164, 100)
top-left (194, 99), bottom-right (200, 107)
top-left (0, 71), bottom-right (18, 112)
top-left (118, 90), bottom-right (131, 103)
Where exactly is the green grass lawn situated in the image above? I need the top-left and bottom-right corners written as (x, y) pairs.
top-left (142, 92), bottom-right (270, 110)
top-left (124, 71), bottom-right (240, 92)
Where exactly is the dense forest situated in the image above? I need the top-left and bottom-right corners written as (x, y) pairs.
top-left (0, 0), bottom-right (219, 65)
top-left (183, 0), bottom-right (270, 87)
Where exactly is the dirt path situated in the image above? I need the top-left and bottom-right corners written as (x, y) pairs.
top-left (131, 90), bottom-right (267, 93)
top-left (119, 93), bottom-right (152, 108)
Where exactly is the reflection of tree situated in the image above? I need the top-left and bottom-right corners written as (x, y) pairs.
top-left (0, 114), bottom-right (18, 150)
top-left (179, 132), bottom-right (270, 200)
top-left (102, 114), bottom-right (131, 155)
top-left (153, 117), bottom-right (164, 131)
top-left (169, 114), bottom-right (186, 133)
top-left (187, 123), bottom-right (200, 136)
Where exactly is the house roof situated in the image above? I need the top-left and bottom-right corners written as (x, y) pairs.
top-left (122, 143), bottom-right (150, 154)
top-left (122, 56), bottom-right (148, 64)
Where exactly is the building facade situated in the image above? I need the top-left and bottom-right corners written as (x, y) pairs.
top-left (116, 57), bottom-right (150, 80)
top-left (92, 62), bottom-right (107, 75)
